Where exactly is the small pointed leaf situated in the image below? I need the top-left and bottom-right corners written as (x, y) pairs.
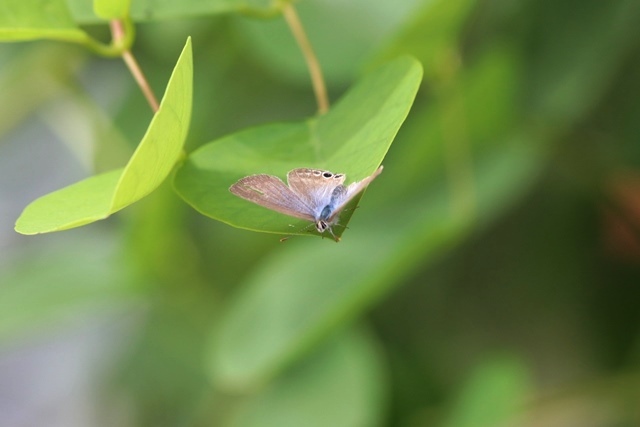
top-left (15, 37), bottom-right (193, 234)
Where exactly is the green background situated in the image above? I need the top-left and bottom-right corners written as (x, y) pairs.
top-left (1, 0), bottom-right (640, 426)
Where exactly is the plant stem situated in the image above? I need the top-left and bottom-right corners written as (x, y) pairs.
top-left (282, 3), bottom-right (329, 115)
top-left (110, 20), bottom-right (160, 113)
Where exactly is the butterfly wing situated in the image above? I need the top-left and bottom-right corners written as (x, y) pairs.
top-left (287, 168), bottom-right (347, 215)
top-left (327, 165), bottom-right (384, 222)
top-left (229, 174), bottom-right (315, 221)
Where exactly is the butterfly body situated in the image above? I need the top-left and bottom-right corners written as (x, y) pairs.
top-left (229, 166), bottom-right (383, 241)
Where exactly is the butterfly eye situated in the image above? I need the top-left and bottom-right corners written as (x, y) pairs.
top-left (316, 220), bottom-right (329, 232)
top-left (322, 172), bottom-right (333, 178)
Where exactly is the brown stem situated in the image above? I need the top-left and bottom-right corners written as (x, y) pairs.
top-left (109, 20), bottom-right (160, 113)
top-left (282, 3), bottom-right (329, 115)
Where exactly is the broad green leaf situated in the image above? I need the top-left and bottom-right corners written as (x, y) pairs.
top-left (14, 37), bottom-right (193, 234)
top-left (226, 327), bottom-right (386, 427)
top-left (93, 0), bottom-right (131, 20)
top-left (173, 56), bottom-right (423, 240)
top-left (443, 356), bottom-right (531, 427)
top-left (69, 0), bottom-right (278, 23)
top-left (0, 0), bottom-right (89, 43)
top-left (208, 48), bottom-right (548, 389)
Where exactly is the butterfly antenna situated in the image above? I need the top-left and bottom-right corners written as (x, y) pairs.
top-left (281, 222), bottom-right (316, 242)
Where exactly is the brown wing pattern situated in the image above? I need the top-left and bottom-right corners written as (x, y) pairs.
top-left (287, 168), bottom-right (346, 210)
top-left (229, 174), bottom-right (315, 221)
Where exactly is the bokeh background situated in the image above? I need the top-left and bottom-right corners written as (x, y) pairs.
top-left (1, 0), bottom-right (640, 426)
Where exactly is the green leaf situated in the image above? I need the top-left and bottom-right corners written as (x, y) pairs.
top-left (173, 56), bottom-right (423, 240)
top-left (93, 0), bottom-right (131, 20)
top-left (68, 0), bottom-right (278, 23)
top-left (14, 37), bottom-right (193, 235)
top-left (0, 0), bottom-right (89, 43)
top-left (226, 327), bottom-right (386, 427)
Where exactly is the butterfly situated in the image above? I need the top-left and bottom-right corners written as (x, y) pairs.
top-left (229, 166), bottom-right (383, 241)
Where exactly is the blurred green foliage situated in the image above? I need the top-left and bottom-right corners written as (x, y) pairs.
top-left (1, 0), bottom-right (640, 426)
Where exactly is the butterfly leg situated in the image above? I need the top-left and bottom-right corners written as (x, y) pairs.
top-left (327, 227), bottom-right (341, 242)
